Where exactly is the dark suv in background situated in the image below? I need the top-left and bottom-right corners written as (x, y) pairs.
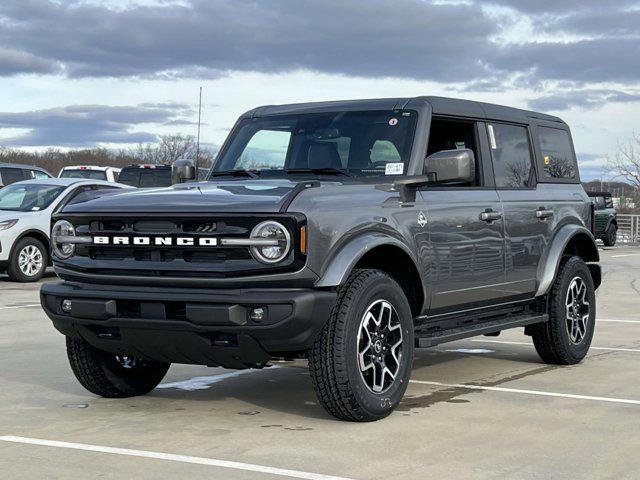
top-left (587, 191), bottom-right (617, 246)
top-left (42, 97), bottom-right (600, 421)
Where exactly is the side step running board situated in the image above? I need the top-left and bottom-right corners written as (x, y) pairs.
top-left (415, 314), bottom-right (548, 348)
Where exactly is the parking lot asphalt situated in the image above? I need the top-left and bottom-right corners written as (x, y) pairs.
top-left (1, 246), bottom-right (640, 479)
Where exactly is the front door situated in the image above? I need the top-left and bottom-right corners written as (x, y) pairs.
top-left (422, 189), bottom-right (506, 312)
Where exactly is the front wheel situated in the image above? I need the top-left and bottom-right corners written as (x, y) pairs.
top-left (308, 269), bottom-right (414, 422)
top-left (603, 224), bottom-right (617, 247)
top-left (531, 256), bottom-right (596, 365)
top-left (66, 337), bottom-right (170, 398)
top-left (7, 237), bottom-right (47, 282)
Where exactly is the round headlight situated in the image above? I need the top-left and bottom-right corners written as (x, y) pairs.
top-left (52, 220), bottom-right (76, 259)
top-left (250, 221), bottom-right (291, 264)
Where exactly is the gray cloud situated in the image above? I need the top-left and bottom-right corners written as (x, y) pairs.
top-left (528, 89), bottom-right (640, 111)
top-left (0, 0), bottom-right (497, 81)
top-left (0, 0), bottom-right (638, 91)
top-left (0, 103), bottom-right (194, 147)
top-left (488, 0), bottom-right (638, 14)
top-left (0, 48), bottom-right (60, 76)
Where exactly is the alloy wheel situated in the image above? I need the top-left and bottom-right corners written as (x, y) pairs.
top-left (18, 245), bottom-right (43, 277)
top-left (565, 276), bottom-right (590, 344)
top-left (357, 299), bottom-right (403, 393)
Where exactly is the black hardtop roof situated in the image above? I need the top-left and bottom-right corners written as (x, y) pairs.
top-left (243, 96), bottom-right (565, 125)
top-left (587, 191), bottom-right (612, 197)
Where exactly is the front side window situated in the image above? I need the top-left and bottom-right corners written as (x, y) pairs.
top-left (31, 170), bottom-right (51, 180)
top-left (214, 110), bottom-right (416, 177)
top-left (538, 127), bottom-right (578, 181)
top-left (0, 184), bottom-right (65, 211)
top-left (488, 124), bottom-right (534, 188)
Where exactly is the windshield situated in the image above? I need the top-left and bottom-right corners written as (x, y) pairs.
top-left (212, 110), bottom-right (417, 178)
top-left (0, 184), bottom-right (66, 211)
top-left (60, 169), bottom-right (107, 180)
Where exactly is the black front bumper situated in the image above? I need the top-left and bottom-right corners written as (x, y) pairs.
top-left (41, 282), bottom-right (336, 369)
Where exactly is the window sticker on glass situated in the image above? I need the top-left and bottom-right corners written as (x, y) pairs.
top-left (488, 125), bottom-right (497, 149)
top-left (388, 118), bottom-right (398, 126)
top-left (385, 162), bottom-right (404, 175)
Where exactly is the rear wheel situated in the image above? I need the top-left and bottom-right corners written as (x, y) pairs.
top-left (531, 256), bottom-right (596, 365)
top-left (66, 336), bottom-right (170, 398)
top-left (7, 237), bottom-right (47, 282)
top-left (603, 224), bottom-right (617, 247)
top-left (308, 269), bottom-right (414, 422)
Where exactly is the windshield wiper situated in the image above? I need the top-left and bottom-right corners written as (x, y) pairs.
top-left (210, 169), bottom-right (260, 178)
top-left (285, 168), bottom-right (351, 177)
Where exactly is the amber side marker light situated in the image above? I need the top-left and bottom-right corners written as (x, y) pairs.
top-left (300, 225), bottom-right (307, 254)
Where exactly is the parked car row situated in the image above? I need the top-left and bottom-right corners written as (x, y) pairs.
top-left (0, 178), bottom-right (128, 282)
top-left (0, 159), bottom-right (211, 282)
top-left (0, 161), bottom-right (207, 190)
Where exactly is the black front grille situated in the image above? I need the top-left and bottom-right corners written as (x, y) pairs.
top-left (63, 214), bottom-right (305, 279)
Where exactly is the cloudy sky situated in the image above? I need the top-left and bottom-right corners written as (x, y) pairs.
top-left (1, 0), bottom-right (639, 180)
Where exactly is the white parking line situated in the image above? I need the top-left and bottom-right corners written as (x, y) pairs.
top-left (0, 304), bottom-right (41, 310)
top-left (409, 380), bottom-right (640, 406)
top-left (611, 253), bottom-right (640, 258)
top-left (0, 436), bottom-right (355, 480)
top-left (598, 319), bottom-right (640, 324)
top-left (472, 339), bottom-right (640, 353)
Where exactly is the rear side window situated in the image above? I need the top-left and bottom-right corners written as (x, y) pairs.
top-left (487, 124), bottom-right (534, 188)
top-left (538, 127), bottom-right (578, 181)
top-left (0, 168), bottom-right (27, 186)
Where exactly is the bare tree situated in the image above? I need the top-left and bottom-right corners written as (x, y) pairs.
top-left (609, 132), bottom-right (640, 188)
top-left (134, 134), bottom-right (214, 168)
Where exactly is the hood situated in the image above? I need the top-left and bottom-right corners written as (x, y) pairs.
top-left (60, 179), bottom-right (313, 214)
top-left (0, 210), bottom-right (26, 222)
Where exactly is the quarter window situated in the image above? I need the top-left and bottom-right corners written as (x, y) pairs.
top-left (538, 127), bottom-right (578, 180)
top-left (488, 124), bottom-right (534, 188)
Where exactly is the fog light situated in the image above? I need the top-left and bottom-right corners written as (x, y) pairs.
top-left (250, 307), bottom-right (265, 322)
top-left (61, 299), bottom-right (72, 313)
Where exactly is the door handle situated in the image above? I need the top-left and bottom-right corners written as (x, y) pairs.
top-left (479, 209), bottom-right (502, 222)
top-left (535, 208), bottom-right (554, 219)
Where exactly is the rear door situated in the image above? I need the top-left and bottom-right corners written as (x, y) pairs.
top-left (486, 122), bottom-right (552, 300)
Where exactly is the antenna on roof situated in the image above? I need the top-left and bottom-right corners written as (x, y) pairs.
top-left (195, 86), bottom-right (202, 167)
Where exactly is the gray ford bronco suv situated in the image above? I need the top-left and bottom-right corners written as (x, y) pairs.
top-left (42, 97), bottom-right (601, 421)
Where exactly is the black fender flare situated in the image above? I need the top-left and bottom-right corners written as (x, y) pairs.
top-left (535, 224), bottom-right (599, 296)
top-left (315, 232), bottom-right (421, 288)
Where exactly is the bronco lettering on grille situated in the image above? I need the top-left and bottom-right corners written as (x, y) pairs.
top-left (92, 236), bottom-right (218, 247)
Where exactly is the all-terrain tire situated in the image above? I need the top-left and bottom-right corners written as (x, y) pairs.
top-left (7, 237), bottom-right (48, 282)
top-left (308, 269), bottom-right (414, 422)
top-left (66, 336), bottom-right (170, 398)
top-left (531, 256), bottom-right (596, 365)
top-left (603, 224), bottom-right (617, 247)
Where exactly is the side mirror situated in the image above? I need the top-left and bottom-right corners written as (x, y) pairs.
top-left (425, 149), bottom-right (476, 185)
top-left (171, 158), bottom-right (197, 184)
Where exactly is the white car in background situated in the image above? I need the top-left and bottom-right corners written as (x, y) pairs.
top-left (0, 178), bottom-right (127, 282)
top-left (58, 165), bottom-right (121, 182)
